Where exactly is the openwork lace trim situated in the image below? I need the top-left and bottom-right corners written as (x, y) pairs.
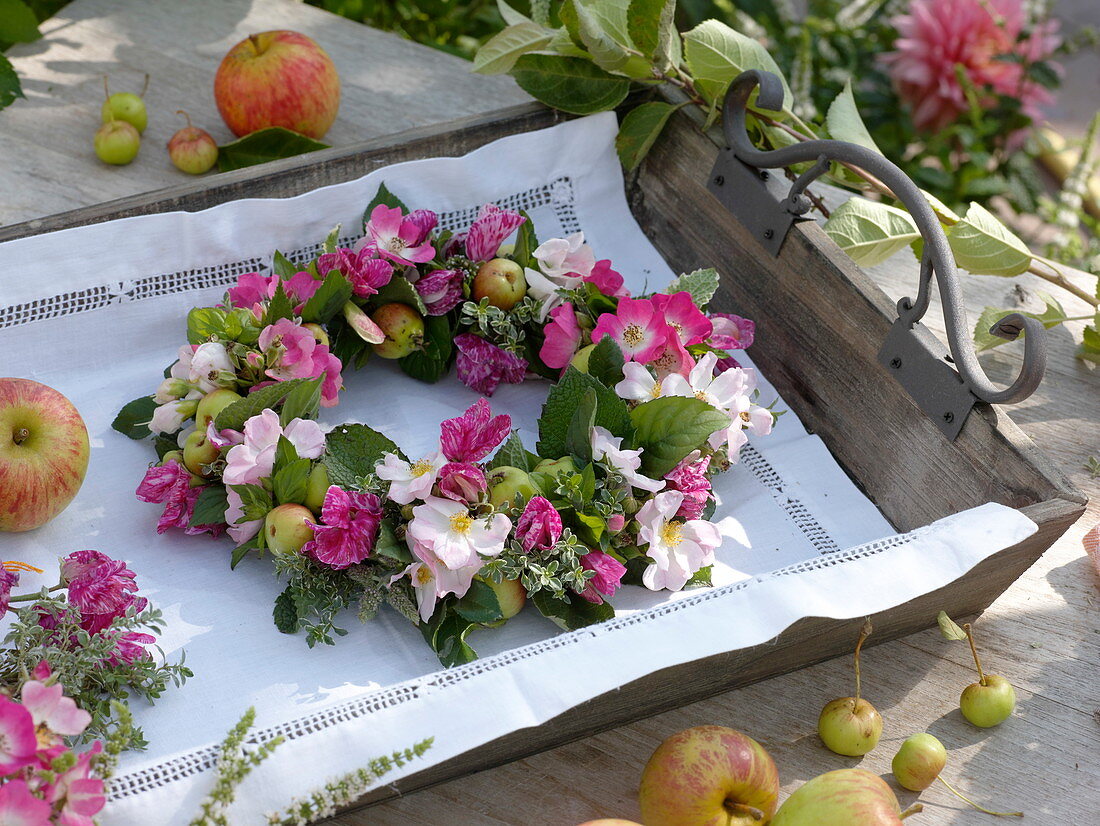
top-left (0, 178), bottom-right (580, 331)
top-left (741, 445), bottom-right (841, 553)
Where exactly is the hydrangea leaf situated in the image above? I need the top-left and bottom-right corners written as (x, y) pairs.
top-left (823, 197), bottom-right (921, 267)
top-left (112, 396), bottom-right (158, 440)
top-left (630, 396), bottom-right (730, 477)
top-left (273, 458), bottom-right (311, 506)
top-left (616, 101), bottom-right (679, 172)
top-left (323, 423), bottom-right (401, 489)
top-left (937, 610), bottom-right (968, 641)
top-left (682, 19), bottom-right (792, 116)
top-left (825, 80), bottom-right (882, 155)
top-left (278, 377), bottom-right (324, 425)
top-left (216, 127), bottom-right (328, 172)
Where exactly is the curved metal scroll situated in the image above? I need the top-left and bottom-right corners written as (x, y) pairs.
top-left (719, 70), bottom-right (1046, 406)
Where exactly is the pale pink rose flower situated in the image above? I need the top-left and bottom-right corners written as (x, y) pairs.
top-left (637, 490), bottom-right (722, 591)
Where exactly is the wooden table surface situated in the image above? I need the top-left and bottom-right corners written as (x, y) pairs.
top-left (4, 1), bottom-right (1097, 824)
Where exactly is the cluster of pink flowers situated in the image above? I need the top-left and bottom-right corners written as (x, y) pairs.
top-left (0, 668), bottom-right (104, 826)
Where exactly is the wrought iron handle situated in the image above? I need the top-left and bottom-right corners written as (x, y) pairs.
top-left (720, 70), bottom-right (1047, 405)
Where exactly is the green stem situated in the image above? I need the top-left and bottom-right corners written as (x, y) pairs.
top-left (8, 585), bottom-right (63, 603)
top-left (963, 623), bottom-right (985, 684)
top-left (938, 776), bottom-right (1023, 817)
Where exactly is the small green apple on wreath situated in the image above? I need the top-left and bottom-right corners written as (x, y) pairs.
top-left (114, 187), bottom-right (776, 664)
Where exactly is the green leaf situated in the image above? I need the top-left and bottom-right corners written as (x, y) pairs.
top-left (627, 0), bottom-right (676, 68)
top-left (266, 280), bottom-right (297, 324)
top-left (586, 335), bottom-right (625, 388)
top-left (665, 267), bottom-right (720, 307)
top-left (686, 565), bottom-right (713, 587)
top-left (532, 589), bottom-right (614, 630)
top-left (363, 182), bottom-right (408, 228)
top-left (823, 197), bottom-right (921, 267)
top-left (214, 378), bottom-right (314, 433)
top-left (279, 377), bottom-right (324, 425)
top-left (511, 54), bottom-right (630, 116)
top-left (273, 458), bottom-right (311, 505)
top-left (112, 396), bottom-right (157, 440)
top-left (0, 0), bottom-right (42, 43)
top-left (537, 367), bottom-right (633, 458)
top-left (629, 396), bottom-right (730, 477)
top-left (454, 580), bottom-right (505, 625)
top-left (682, 20), bottom-right (793, 115)
top-left (511, 209), bottom-right (538, 269)
top-left (946, 202), bottom-right (1032, 277)
top-left (189, 485), bottom-right (229, 528)
top-left (400, 313), bottom-right (453, 383)
top-left (300, 270), bottom-right (353, 324)
top-left (474, 21), bottom-right (554, 74)
top-left (0, 54), bottom-right (25, 111)
top-left (566, 388), bottom-right (598, 463)
top-left (920, 189), bottom-right (960, 223)
top-left (216, 127), bottom-right (328, 172)
top-left (374, 518), bottom-right (412, 564)
top-left (273, 588), bottom-right (301, 634)
top-left (825, 80), bottom-right (882, 155)
top-left (1077, 323), bottom-right (1100, 365)
top-left (973, 293), bottom-right (1069, 352)
top-left (575, 511), bottom-right (605, 545)
top-left (420, 606), bottom-right (478, 666)
top-left (228, 484), bottom-right (273, 522)
top-left (565, 0), bottom-right (631, 73)
top-left (323, 423), bottom-right (400, 488)
top-left (322, 224), bottom-right (341, 254)
top-left (371, 275), bottom-right (428, 315)
top-left (488, 431), bottom-right (539, 472)
top-left (186, 307), bottom-right (229, 345)
top-left (615, 101), bottom-right (679, 171)
top-left (498, 0), bottom-right (532, 25)
top-left (272, 251), bottom-right (299, 279)
top-left (937, 610), bottom-right (968, 642)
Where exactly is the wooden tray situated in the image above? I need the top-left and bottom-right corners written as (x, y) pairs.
top-left (2, 101), bottom-right (1086, 814)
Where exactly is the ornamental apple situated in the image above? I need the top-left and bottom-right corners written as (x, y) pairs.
top-left (487, 466), bottom-right (537, 509)
top-left (168, 111), bottom-right (218, 175)
top-left (534, 456), bottom-right (578, 478)
top-left (94, 120), bottom-right (140, 165)
top-left (195, 388), bottom-right (242, 431)
top-left (956, 621), bottom-right (1016, 728)
top-left (101, 75), bottom-right (148, 134)
top-left (485, 577), bottom-right (526, 621)
top-left (264, 504), bottom-right (315, 555)
top-left (892, 733), bottom-right (946, 792)
top-left (304, 464), bottom-right (330, 514)
top-left (214, 30), bottom-right (340, 139)
top-left (819, 619), bottom-right (882, 756)
top-left (770, 769), bottom-right (920, 826)
top-left (577, 821), bottom-right (643, 825)
top-left (0, 379), bottom-right (90, 532)
top-left (182, 430), bottom-right (220, 477)
top-left (472, 258), bottom-right (527, 311)
top-left (638, 726), bottom-right (780, 826)
top-left (370, 303), bottom-right (424, 359)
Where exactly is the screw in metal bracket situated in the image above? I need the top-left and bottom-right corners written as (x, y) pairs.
top-left (943, 412), bottom-right (955, 423)
top-left (763, 228), bottom-right (774, 239)
top-left (890, 357), bottom-right (902, 369)
top-left (713, 175), bottom-right (724, 186)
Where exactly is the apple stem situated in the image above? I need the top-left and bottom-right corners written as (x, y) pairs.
top-left (725, 803), bottom-right (766, 821)
top-left (102, 75), bottom-right (110, 105)
top-left (899, 803), bottom-right (924, 819)
top-left (177, 109), bottom-right (193, 129)
top-left (938, 776), bottom-right (1023, 817)
top-left (854, 617), bottom-right (872, 703)
top-left (12, 427), bottom-right (29, 446)
top-left (140, 72), bottom-right (150, 98)
top-left (248, 33), bottom-right (262, 54)
top-left (963, 622), bottom-right (987, 684)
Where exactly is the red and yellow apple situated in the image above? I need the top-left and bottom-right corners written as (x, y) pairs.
top-left (0, 379), bottom-right (90, 532)
top-left (214, 30), bottom-right (340, 139)
top-left (770, 769), bottom-right (917, 825)
top-left (577, 821), bottom-right (643, 825)
top-left (638, 726), bottom-right (780, 826)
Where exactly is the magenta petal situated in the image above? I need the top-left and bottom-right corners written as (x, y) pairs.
top-left (454, 334), bottom-right (527, 397)
top-left (440, 398), bottom-right (512, 462)
top-left (515, 496), bottom-right (562, 552)
top-left (465, 204), bottom-right (526, 262)
top-left (415, 269), bottom-right (465, 315)
top-left (578, 550), bottom-right (626, 604)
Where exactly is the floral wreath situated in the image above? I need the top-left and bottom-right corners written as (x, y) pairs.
top-left (114, 187), bottom-right (775, 664)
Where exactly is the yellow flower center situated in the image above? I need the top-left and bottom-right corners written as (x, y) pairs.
top-left (669, 321), bottom-right (683, 337)
top-left (694, 390), bottom-right (709, 401)
top-left (410, 458), bottom-right (434, 477)
top-left (622, 323), bottom-right (644, 347)
top-left (739, 410), bottom-right (751, 423)
top-left (387, 237), bottom-right (407, 252)
top-left (415, 566), bottom-right (434, 585)
top-left (650, 380), bottom-right (662, 399)
top-left (449, 512), bottom-right (474, 534)
top-left (660, 520), bottom-right (684, 547)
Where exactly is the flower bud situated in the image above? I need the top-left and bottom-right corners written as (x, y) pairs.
top-left (515, 496), bottom-right (563, 553)
top-left (437, 462), bottom-right (488, 504)
top-left (607, 513), bottom-right (626, 533)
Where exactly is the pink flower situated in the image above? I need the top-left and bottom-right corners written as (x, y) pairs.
top-left (376, 451), bottom-right (447, 505)
top-left (365, 204), bottom-right (437, 264)
top-left (591, 297), bottom-right (668, 363)
top-left (454, 333), bottom-right (528, 396)
top-left (259, 319), bottom-right (318, 381)
top-left (664, 454), bottom-right (713, 521)
top-left (49, 740), bottom-right (105, 826)
top-left (533, 233), bottom-right (596, 281)
top-left (105, 631), bottom-right (156, 666)
top-left (283, 271), bottom-right (324, 306)
top-left (223, 410), bottom-right (325, 486)
top-left (652, 292), bottom-right (712, 346)
top-left (578, 550), bottom-right (626, 604)
top-left (0, 569), bottom-right (18, 615)
top-left (396, 540), bottom-right (482, 622)
top-left (0, 697), bottom-right (37, 774)
top-left (134, 462), bottom-right (215, 537)
top-left (465, 204), bottom-right (526, 262)
top-left (648, 334), bottom-right (694, 379)
top-left (224, 488), bottom-right (262, 546)
top-left (607, 513), bottom-right (626, 533)
top-left (0, 778), bottom-right (51, 825)
top-left (226, 271), bottom-right (270, 310)
top-left (636, 490), bottom-right (722, 591)
top-left (406, 497), bottom-right (511, 570)
top-left (584, 259), bottom-right (629, 298)
top-left (709, 312), bottom-right (755, 350)
top-left (415, 269), bottom-right (465, 316)
top-left (882, 0), bottom-right (1060, 132)
top-left (540, 302), bottom-right (583, 370)
top-left (21, 680), bottom-right (91, 737)
top-left (440, 398), bottom-right (511, 463)
top-left (316, 247), bottom-right (394, 297)
top-left (313, 346), bottom-right (344, 407)
top-left (62, 551), bottom-right (148, 635)
top-left (303, 486), bottom-right (383, 569)
top-left (436, 462), bottom-right (488, 504)
top-left (590, 426), bottom-right (664, 493)
top-left (515, 496), bottom-right (562, 552)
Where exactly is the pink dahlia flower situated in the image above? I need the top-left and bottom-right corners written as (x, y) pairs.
top-left (515, 496), bottom-right (562, 553)
top-left (415, 268), bottom-right (465, 316)
top-left (62, 551), bottom-right (148, 635)
top-left (0, 778), bottom-right (51, 824)
top-left (584, 259), bottom-right (629, 298)
top-left (317, 246), bottom-right (394, 297)
top-left (882, 0), bottom-right (1060, 132)
top-left (135, 461), bottom-right (219, 537)
top-left (465, 204), bottom-right (526, 263)
top-left (436, 462), bottom-right (488, 504)
top-left (540, 302), bottom-right (583, 370)
top-left (454, 333), bottom-right (528, 396)
top-left (440, 398), bottom-right (511, 463)
top-left (591, 297), bottom-right (668, 363)
top-left (304, 486), bottom-right (383, 569)
top-left (364, 205), bottom-right (437, 264)
top-left (578, 550), bottom-right (627, 604)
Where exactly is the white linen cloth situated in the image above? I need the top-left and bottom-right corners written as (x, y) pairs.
top-left (0, 113), bottom-right (1036, 824)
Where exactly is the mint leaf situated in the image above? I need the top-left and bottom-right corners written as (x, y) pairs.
top-left (112, 396), bottom-right (157, 440)
top-left (323, 423), bottom-right (401, 488)
top-left (300, 270), bottom-right (353, 324)
top-left (189, 485), bottom-right (229, 528)
top-left (532, 590), bottom-right (614, 630)
top-left (566, 388), bottom-right (598, 463)
top-left (273, 458), bottom-right (311, 505)
top-left (273, 587), bottom-right (300, 634)
top-left (665, 268), bottom-right (720, 308)
top-left (363, 183), bottom-right (408, 229)
top-left (214, 378), bottom-right (314, 433)
top-left (630, 396), bottom-right (729, 477)
top-left (488, 431), bottom-right (539, 472)
top-left (537, 367), bottom-right (632, 458)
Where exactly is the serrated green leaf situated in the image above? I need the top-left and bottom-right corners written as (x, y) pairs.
top-left (1077, 323), bottom-right (1100, 365)
top-left (0, 0), bottom-right (42, 44)
top-left (474, 21), bottom-right (554, 74)
top-left (266, 280), bottom-right (297, 324)
top-left (420, 605), bottom-right (479, 666)
top-left (187, 307), bottom-right (229, 345)
top-left (629, 396), bottom-right (730, 477)
top-left (371, 276), bottom-right (428, 315)
top-left (489, 431), bottom-right (539, 472)
top-left (273, 588), bottom-right (301, 634)
top-left (272, 251), bottom-right (298, 279)
top-left (273, 458), bottom-right (312, 505)
top-left (587, 335), bottom-right (625, 388)
top-left (937, 610), bottom-right (968, 641)
top-left (532, 589), bottom-right (614, 630)
top-left (615, 101), bottom-right (679, 171)
top-left (947, 202), bottom-right (1032, 277)
top-left (682, 20), bottom-right (792, 116)
top-left (323, 423), bottom-right (401, 489)
top-left (399, 313), bottom-right (453, 383)
top-left (0, 54), bottom-right (25, 110)
top-left (300, 270), bottom-right (353, 324)
top-left (363, 183), bottom-right (408, 229)
top-left (627, 0), bottom-right (676, 68)
top-left (189, 485), bottom-right (229, 528)
top-left (454, 579), bottom-right (505, 625)
top-left (665, 267), bottom-right (720, 307)
top-left (229, 484), bottom-right (273, 522)
top-left (537, 367), bottom-right (633, 458)
top-left (112, 396), bottom-right (157, 440)
top-left (511, 54), bottom-right (630, 116)
top-left (216, 127), bottom-right (328, 172)
top-left (566, 388), bottom-right (598, 462)
top-left (686, 565), bottom-right (713, 587)
top-left (920, 189), bottom-right (960, 223)
top-left (374, 518), bottom-right (412, 563)
top-left (566, 0), bottom-right (631, 73)
top-left (279, 377), bottom-right (324, 425)
top-left (214, 378), bottom-right (314, 433)
top-left (824, 197), bottom-right (921, 267)
top-left (825, 80), bottom-right (882, 155)
top-left (974, 293), bottom-right (1071, 352)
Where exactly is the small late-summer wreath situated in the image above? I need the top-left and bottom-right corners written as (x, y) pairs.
top-left (115, 186), bottom-right (774, 664)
